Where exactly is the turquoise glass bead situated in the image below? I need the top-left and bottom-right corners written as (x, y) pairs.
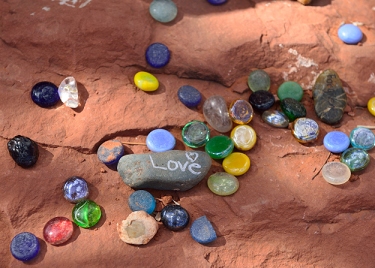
top-left (205, 135), bottom-right (234, 159)
top-left (350, 127), bottom-right (375, 151)
top-left (182, 121), bottom-right (210, 148)
top-left (340, 148), bottom-right (370, 172)
top-left (149, 0), bottom-right (177, 23)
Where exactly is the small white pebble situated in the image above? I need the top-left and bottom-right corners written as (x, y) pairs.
top-left (42, 6), bottom-right (50, 11)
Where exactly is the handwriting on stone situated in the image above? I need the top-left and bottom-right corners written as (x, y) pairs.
top-left (149, 152), bottom-right (201, 175)
top-left (55, 0), bottom-right (92, 8)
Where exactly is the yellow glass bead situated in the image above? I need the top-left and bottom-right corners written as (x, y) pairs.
top-left (367, 97), bottom-right (375, 116)
top-left (222, 152), bottom-right (250, 176)
top-left (134, 71), bottom-right (159, 92)
top-left (230, 125), bottom-right (257, 151)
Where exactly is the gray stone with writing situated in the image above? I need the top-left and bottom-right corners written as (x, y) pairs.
top-left (117, 150), bottom-right (212, 191)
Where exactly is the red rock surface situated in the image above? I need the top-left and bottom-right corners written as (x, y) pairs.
top-left (1, 0), bottom-right (375, 267)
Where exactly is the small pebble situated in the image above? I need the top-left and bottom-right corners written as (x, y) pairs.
top-left (205, 135), bottom-right (234, 159)
top-left (10, 232), bottom-right (40, 261)
top-left (146, 129), bottom-right (176, 152)
top-left (43, 217), bottom-right (74, 245)
top-left (177, 85), bottom-right (202, 108)
top-left (117, 211), bottom-right (159, 245)
top-left (323, 131), bottom-right (350, 153)
top-left (277, 81), bottom-right (303, 101)
top-left (7, 135), bottom-right (39, 168)
top-left (322, 162), bottom-right (351, 185)
top-left (249, 90), bottom-right (275, 111)
top-left (97, 139), bottom-right (125, 165)
top-left (128, 190), bottom-right (156, 214)
top-left (190, 216), bottom-right (217, 244)
top-left (149, 0), bottom-right (178, 23)
top-left (247, 69), bottom-right (271, 92)
top-left (338, 24), bottom-right (363, 44)
top-left (222, 152), bottom-right (250, 176)
top-left (63, 176), bottom-right (89, 203)
top-left (228, 99), bottom-right (254, 124)
top-left (182, 120), bottom-right (210, 148)
top-left (350, 127), bottom-right (375, 150)
top-left (31, 81), bottom-right (60, 107)
top-left (134, 71), bottom-right (159, 92)
top-left (161, 204), bottom-right (189, 231)
top-left (145, 43), bottom-right (170, 68)
top-left (207, 172), bottom-right (239, 196)
top-left (230, 125), bottom-right (257, 151)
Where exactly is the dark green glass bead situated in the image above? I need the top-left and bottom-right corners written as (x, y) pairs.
top-left (205, 135), bottom-right (234, 159)
top-left (277, 81), bottom-right (303, 101)
top-left (340, 148), bottom-right (370, 172)
top-left (280, 98), bottom-right (306, 121)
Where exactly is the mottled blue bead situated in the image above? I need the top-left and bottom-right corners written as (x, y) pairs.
top-left (10, 232), bottom-right (40, 261)
top-left (146, 129), bottom-right (176, 152)
top-left (97, 140), bottom-right (125, 165)
top-left (161, 204), bottom-right (189, 231)
top-left (207, 0), bottom-right (227, 5)
top-left (177, 85), bottom-right (202, 107)
top-left (323, 131), bottom-right (350, 153)
top-left (128, 190), bottom-right (156, 214)
top-left (338, 24), bottom-right (363, 44)
top-left (63, 176), bottom-right (89, 203)
top-left (145, 43), bottom-right (170, 68)
top-left (190, 216), bottom-right (217, 244)
top-left (31, 81), bottom-right (60, 107)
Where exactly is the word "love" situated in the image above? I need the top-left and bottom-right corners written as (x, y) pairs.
top-left (149, 155), bottom-right (201, 175)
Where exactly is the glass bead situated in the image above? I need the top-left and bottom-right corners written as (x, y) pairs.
top-left (203, 95), bottom-right (232, 133)
top-left (149, 0), bottom-right (177, 23)
top-left (338, 24), bottom-right (363, 44)
top-left (249, 90), bottom-right (275, 111)
top-left (277, 81), bottom-right (303, 101)
top-left (207, 172), bottom-right (239, 196)
top-left (207, 0), bottom-right (227, 5)
top-left (128, 190), bottom-right (156, 215)
top-left (247, 69), bottom-right (271, 92)
top-left (205, 135), bottom-right (234, 159)
top-left (340, 148), bottom-right (370, 172)
top-left (134, 71), bottom-right (159, 92)
top-left (58, 76), bottom-right (79, 108)
top-left (350, 127), bottom-right (375, 151)
top-left (177, 85), bottom-right (202, 108)
top-left (222, 152), bottom-right (250, 176)
top-left (31, 81), bottom-right (60, 108)
top-left (367, 97), bottom-right (375, 117)
top-left (291, 118), bottom-right (319, 143)
top-left (230, 125), bottom-right (257, 151)
top-left (43, 217), bottom-right (74, 245)
top-left (161, 205), bottom-right (189, 231)
top-left (280, 98), bottom-right (306, 121)
top-left (63, 176), bottom-right (89, 203)
top-left (7, 135), bottom-right (39, 168)
top-left (10, 232), bottom-right (40, 261)
top-left (146, 129), bottom-right (176, 152)
top-left (229, 99), bottom-right (254, 124)
top-left (190, 216), bottom-right (217, 244)
top-left (97, 139), bottom-right (125, 165)
top-left (322, 162), bottom-right (351, 185)
top-left (145, 43), bottom-right (170, 68)
top-left (323, 131), bottom-right (350, 153)
top-left (261, 110), bottom-right (289, 128)
top-left (181, 120), bottom-right (210, 148)
top-left (72, 200), bottom-right (102, 228)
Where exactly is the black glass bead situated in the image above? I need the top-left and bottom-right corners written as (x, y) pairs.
top-left (249, 90), bottom-right (275, 112)
top-left (7, 135), bottom-right (39, 168)
top-left (31, 81), bottom-right (60, 108)
top-left (161, 204), bottom-right (189, 231)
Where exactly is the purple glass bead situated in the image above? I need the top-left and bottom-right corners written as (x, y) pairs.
top-left (63, 176), bottom-right (89, 203)
top-left (146, 129), bottom-right (176, 152)
top-left (161, 204), bottom-right (189, 231)
top-left (10, 232), bottom-right (40, 261)
top-left (31, 81), bottom-right (60, 108)
top-left (177, 85), bottom-right (202, 108)
top-left (338, 24), bottom-right (363, 45)
top-left (145, 43), bottom-right (170, 68)
top-left (97, 139), bottom-right (125, 165)
top-left (323, 131), bottom-right (350, 153)
top-left (207, 0), bottom-right (227, 5)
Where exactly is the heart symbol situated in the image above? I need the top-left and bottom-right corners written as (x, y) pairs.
top-left (186, 152), bottom-right (199, 162)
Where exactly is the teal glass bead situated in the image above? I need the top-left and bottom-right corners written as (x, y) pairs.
top-left (149, 0), bottom-right (177, 23)
top-left (182, 121), bottom-right (210, 148)
top-left (72, 200), bottom-right (102, 228)
top-left (340, 148), bottom-right (370, 172)
top-left (247, 69), bottom-right (271, 92)
top-left (277, 81), bottom-right (303, 101)
top-left (350, 127), bottom-right (375, 150)
top-left (280, 98), bottom-right (306, 121)
top-left (205, 135), bottom-right (234, 159)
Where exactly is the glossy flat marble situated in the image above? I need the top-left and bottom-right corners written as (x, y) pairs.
top-left (97, 139), bottom-right (125, 165)
top-left (222, 152), bottom-right (250, 176)
top-left (340, 148), bottom-right (370, 172)
top-left (262, 110), bottom-right (289, 128)
top-left (207, 172), bottom-right (239, 196)
top-left (322, 162), bottom-right (351, 185)
top-left (134, 71), bottom-right (159, 91)
top-left (203, 95), bottom-right (232, 133)
top-left (248, 90), bottom-right (275, 111)
top-left (177, 85), bottom-right (202, 108)
top-left (247, 69), bottom-right (271, 92)
top-left (145, 43), bottom-right (170, 68)
top-left (205, 135), bottom-right (234, 159)
top-left (31, 81), bottom-right (60, 107)
top-left (63, 176), bottom-right (89, 203)
top-left (338, 24), bottom-right (363, 44)
top-left (10, 232), bottom-right (40, 261)
top-left (72, 200), bottom-right (102, 228)
top-left (43, 217), bottom-right (74, 245)
top-left (182, 120), bottom-right (210, 148)
top-left (323, 131), bottom-right (350, 153)
top-left (146, 129), bottom-right (176, 152)
top-left (291, 118), bottom-right (319, 143)
top-left (190, 216), bottom-right (217, 244)
top-left (367, 97), bottom-right (375, 116)
top-left (149, 0), bottom-right (177, 23)
top-left (350, 127), bottom-right (375, 150)
top-left (128, 190), bottom-right (156, 215)
top-left (161, 205), bottom-right (189, 231)
top-left (230, 125), bottom-right (257, 151)
top-left (7, 135), bottom-right (39, 168)
top-left (229, 99), bottom-right (254, 124)
top-left (277, 81), bottom-right (303, 101)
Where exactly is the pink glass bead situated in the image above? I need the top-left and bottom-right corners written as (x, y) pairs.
top-left (43, 217), bottom-right (74, 245)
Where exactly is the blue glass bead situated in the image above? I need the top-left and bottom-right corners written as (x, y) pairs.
top-left (63, 176), bottom-right (89, 203)
top-left (128, 190), bottom-right (156, 215)
top-left (7, 135), bottom-right (39, 168)
top-left (161, 204), bottom-right (189, 231)
top-left (10, 232), bottom-right (40, 261)
top-left (323, 131), bottom-right (350, 153)
top-left (177, 85), bottom-right (202, 108)
top-left (207, 0), bottom-right (227, 5)
top-left (145, 43), bottom-right (171, 68)
top-left (338, 24), bottom-right (363, 44)
top-left (149, 0), bottom-right (177, 23)
top-left (97, 140), bottom-right (125, 165)
top-left (350, 127), bottom-right (375, 151)
top-left (340, 147), bottom-right (370, 172)
top-left (31, 81), bottom-right (60, 108)
top-left (182, 120), bottom-right (210, 148)
top-left (146, 129), bottom-right (176, 152)
top-left (190, 216), bottom-right (217, 244)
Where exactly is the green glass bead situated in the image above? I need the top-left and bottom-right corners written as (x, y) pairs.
top-left (247, 70), bottom-right (271, 92)
top-left (207, 172), bottom-right (239, 196)
top-left (72, 200), bottom-right (102, 228)
top-left (280, 98), bottom-right (306, 121)
top-left (277, 81), bottom-right (303, 101)
top-left (340, 148), bottom-right (370, 172)
top-left (181, 120), bottom-right (210, 148)
top-left (205, 135), bottom-right (234, 160)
